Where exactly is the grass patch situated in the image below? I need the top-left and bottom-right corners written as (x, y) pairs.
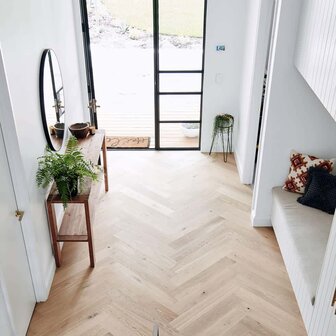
top-left (102, 0), bottom-right (204, 37)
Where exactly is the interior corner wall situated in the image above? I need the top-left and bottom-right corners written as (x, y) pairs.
top-left (234, 0), bottom-right (275, 184)
top-left (201, 0), bottom-right (249, 153)
top-left (0, 0), bottom-right (87, 298)
top-left (252, 0), bottom-right (336, 227)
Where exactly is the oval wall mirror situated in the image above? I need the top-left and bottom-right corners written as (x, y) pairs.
top-left (39, 49), bottom-right (66, 151)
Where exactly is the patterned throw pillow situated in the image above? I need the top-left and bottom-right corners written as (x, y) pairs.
top-left (283, 150), bottom-right (335, 194)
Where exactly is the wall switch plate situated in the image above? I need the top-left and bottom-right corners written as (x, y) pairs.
top-left (215, 73), bottom-right (224, 84)
top-left (216, 45), bottom-right (226, 51)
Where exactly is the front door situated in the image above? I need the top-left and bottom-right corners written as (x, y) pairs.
top-left (80, 0), bottom-right (206, 149)
top-left (0, 124), bottom-right (36, 336)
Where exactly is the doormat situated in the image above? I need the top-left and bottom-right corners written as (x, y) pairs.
top-left (106, 136), bottom-right (150, 149)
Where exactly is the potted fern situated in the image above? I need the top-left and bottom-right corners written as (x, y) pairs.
top-left (36, 136), bottom-right (99, 207)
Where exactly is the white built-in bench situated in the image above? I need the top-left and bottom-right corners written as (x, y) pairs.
top-left (272, 187), bottom-right (334, 327)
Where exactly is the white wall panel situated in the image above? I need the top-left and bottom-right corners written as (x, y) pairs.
top-left (295, 0), bottom-right (336, 120)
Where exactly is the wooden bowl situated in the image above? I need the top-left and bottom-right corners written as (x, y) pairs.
top-left (69, 122), bottom-right (90, 139)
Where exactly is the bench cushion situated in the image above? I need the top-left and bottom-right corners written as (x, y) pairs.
top-left (272, 187), bottom-right (333, 299)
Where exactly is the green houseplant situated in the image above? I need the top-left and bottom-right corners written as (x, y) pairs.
top-left (36, 136), bottom-right (99, 207)
top-left (212, 114), bottom-right (234, 136)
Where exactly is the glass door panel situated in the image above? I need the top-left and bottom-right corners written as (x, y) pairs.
top-left (159, 51), bottom-right (203, 71)
top-left (156, 0), bottom-right (205, 149)
top-left (160, 123), bottom-right (200, 148)
top-left (83, 0), bottom-right (155, 148)
top-left (159, 73), bottom-right (202, 92)
top-left (160, 95), bottom-right (201, 121)
top-left (158, 0), bottom-right (204, 71)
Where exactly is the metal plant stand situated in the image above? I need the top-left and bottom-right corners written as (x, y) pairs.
top-left (209, 114), bottom-right (234, 162)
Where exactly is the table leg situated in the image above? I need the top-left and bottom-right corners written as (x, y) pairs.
top-left (84, 201), bottom-right (95, 267)
top-left (46, 202), bottom-right (61, 267)
top-left (102, 136), bottom-right (109, 192)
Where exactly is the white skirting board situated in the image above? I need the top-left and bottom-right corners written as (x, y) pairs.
top-left (272, 214), bottom-right (314, 330)
top-left (251, 209), bottom-right (272, 227)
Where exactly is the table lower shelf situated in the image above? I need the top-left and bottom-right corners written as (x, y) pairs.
top-left (55, 177), bottom-right (102, 243)
top-left (57, 204), bottom-right (88, 241)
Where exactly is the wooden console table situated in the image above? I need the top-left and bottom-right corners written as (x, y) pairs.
top-left (46, 130), bottom-right (108, 267)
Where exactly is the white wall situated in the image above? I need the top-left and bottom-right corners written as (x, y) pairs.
top-left (252, 0), bottom-right (336, 226)
top-left (0, 0), bottom-right (87, 298)
top-left (234, 0), bottom-right (274, 184)
top-left (295, 0), bottom-right (336, 120)
top-left (0, 280), bottom-right (13, 336)
top-left (201, 0), bottom-right (249, 152)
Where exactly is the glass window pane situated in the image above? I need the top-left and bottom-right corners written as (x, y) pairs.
top-left (160, 95), bottom-right (201, 121)
top-left (160, 122), bottom-right (200, 148)
top-left (159, 49), bottom-right (203, 71)
top-left (159, 0), bottom-right (204, 70)
top-left (159, 73), bottom-right (202, 92)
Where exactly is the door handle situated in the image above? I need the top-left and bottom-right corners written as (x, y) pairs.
top-left (88, 99), bottom-right (100, 113)
top-left (15, 210), bottom-right (24, 222)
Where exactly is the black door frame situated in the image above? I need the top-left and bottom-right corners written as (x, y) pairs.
top-left (80, 0), bottom-right (98, 128)
top-left (79, 0), bottom-right (207, 150)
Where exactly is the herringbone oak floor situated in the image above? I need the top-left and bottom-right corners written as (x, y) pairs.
top-left (28, 151), bottom-right (306, 336)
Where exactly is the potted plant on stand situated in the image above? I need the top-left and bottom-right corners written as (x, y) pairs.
top-left (36, 136), bottom-right (99, 208)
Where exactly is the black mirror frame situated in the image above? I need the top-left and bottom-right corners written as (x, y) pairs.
top-left (39, 49), bottom-right (64, 151)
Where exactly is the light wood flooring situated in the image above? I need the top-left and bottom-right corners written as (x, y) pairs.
top-left (28, 151), bottom-right (306, 336)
